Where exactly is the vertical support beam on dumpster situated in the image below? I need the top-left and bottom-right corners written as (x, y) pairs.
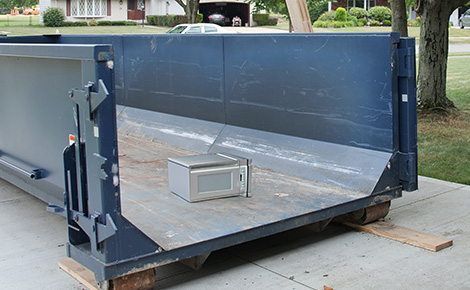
top-left (397, 37), bottom-right (418, 191)
top-left (285, 0), bottom-right (314, 32)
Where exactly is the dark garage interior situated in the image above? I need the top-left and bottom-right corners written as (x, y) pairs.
top-left (199, 2), bottom-right (250, 26)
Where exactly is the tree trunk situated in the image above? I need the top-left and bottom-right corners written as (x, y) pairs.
top-left (415, 0), bottom-right (468, 110)
top-left (391, 0), bottom-right (408, 37)
top-left (186, 0), bottom-right (199, 23)
top-left (174, 0), bottom-right (200, 23)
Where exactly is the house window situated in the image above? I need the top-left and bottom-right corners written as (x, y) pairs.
top-left (71, 0), bottom-right (107, 17)
top-left (347, 0), bottom-right (376, 10)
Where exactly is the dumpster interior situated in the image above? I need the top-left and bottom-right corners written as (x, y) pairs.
top-left (0, 32), bottom-right (417, 282)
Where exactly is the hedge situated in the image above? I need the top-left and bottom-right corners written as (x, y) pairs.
top-left (348, 7), bottom-right (367, 19)
top-left (146, 14), bottom-right (188, 26)
top-left (368, 6), bottom-right (392, 22)
top-left (62, 21), bottom-right (88, 26)
top-left (253, 13), bottom-right (270, 26)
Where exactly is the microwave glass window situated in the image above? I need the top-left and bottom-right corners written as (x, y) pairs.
top-left (198, 172), bottom-right (233, 194)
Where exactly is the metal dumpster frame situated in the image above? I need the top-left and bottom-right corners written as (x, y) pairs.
top-left (0, 32), bottom-right (417, 285)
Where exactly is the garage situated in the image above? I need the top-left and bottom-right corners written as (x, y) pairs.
top-left (199, 0), bottom-right (250, 26)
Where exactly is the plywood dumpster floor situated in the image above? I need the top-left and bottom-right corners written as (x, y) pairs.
top-left (118, 133), bottom-right (368, 251)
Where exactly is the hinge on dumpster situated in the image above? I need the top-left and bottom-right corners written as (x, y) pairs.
top-left (398, 47), bottom-right (415, 78)
top-left (398, 152), bottom-right (416, 184)
top-left (69, 79), bottom-right (109, 121)
top-left (70, 210), bottom-right (117, 251)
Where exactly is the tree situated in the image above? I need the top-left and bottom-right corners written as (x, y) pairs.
top-left (174, 0), bottom-right (199, 23)
top-left (390, 0), bottom-right (408, 37)
top-left (248, 0), bottom-right (328, 21)
top-left (416, 0), bottom-right (468, 111)
top-left (0, 0), bottom-right (37, 10)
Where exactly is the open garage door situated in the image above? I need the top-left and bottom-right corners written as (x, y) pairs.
top-left (199, 1), bottom-right (250, 26)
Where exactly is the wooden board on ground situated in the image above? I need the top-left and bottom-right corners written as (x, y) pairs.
top-left (58, 258), bottom-right (98, 290)
top-left (341, 220), bottom-right (453, 252)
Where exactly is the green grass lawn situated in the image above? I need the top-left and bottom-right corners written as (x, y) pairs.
top-left (266, 21), bottom-right (470, 43)
top-left (0, 15), bottom-right (40, 26)
top-left (417, 57), bottom-right (470, 185)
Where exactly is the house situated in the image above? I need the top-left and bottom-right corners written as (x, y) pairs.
top-left (38, 0), bottom-right (253, 26)
top-left (328, 0), bottom-right (390, 12)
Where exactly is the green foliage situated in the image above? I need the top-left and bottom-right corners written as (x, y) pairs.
top-left (312, 20), bottom-right (330, 28)
top-left (382, 19), bottom-right (391, 26)
top-left (269, 16), bottom-right (278, 26)
top-left (367, 6), bottom-right (391, 22)
top-left (347, 15), bottom-right (358, 26)
top-left (111, 20), bottom-right (127, 26)
top-left (317, 11), bottom-right (335, 21)
top-left (368, 19), bottom-right (381, 26)
top-left (146, 15), bottom-right (187, 27)
top-left (196, 13), bottom-right (203, 23)
top-left (334, 7), bottom-right (347, 22)
top-left (333, 20), bottom-right (345, 28)
top-left (0, 0), bottom-right (38, 10)
top-left (96, 20), bottom-right (136, 26)
top-left (358, 18), bottom-right (368, 26)
top-left (89, 20), bottom-right (98, 26)
top-left (42, 7), bottom-right (65, 27)
top-left (408, 16), bottom-right (420, 27)
top-left (408, 20), bottom-right (420, 27)
top-left (62, 21), bottom-right (87, 26)
top-left (97, 20), bottom-right (112, 26)
top-left (348, 7), bottom-right (367, 19)
top-left (308, 0), bottom-right (328, 22)
top-left (253, 13), bottom-right (270, 26)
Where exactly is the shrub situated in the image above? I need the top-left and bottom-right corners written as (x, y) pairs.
top-left (368, 6), bottom-right (391, 22)
top-left (125, 21), bottom-right (137, 26)
top-left (334, 7), bottom-right (347, 22)
top-left (317, 11), bottom-right (335, 21)
top-left (89, 20), bottom-right (98, 26)
top-left (333, 20), bottom-right (346, 28)
top-left (407, 20), bottom-right (420, 27)
top-left (146, 15), bottom-right (157, 25)
top-left (253, 13), bottom-right (270, 26)
top-left (345, 20), bottom-right (357, 27)
top-left (269, 16), bottom-right (278, 26)
top-left (196, 13), bottom-right (203, 23)
top-left (348, 7), bottom-right (367, 19)
top-left (62, 21), bottom-right (88, 26)
top-left (382, 19), bottom-right (391, 26)
top-left (111, 20), bottom-right (127, 26)
top-left (347, 15), bottom-right (358, 26)
top-left (313, 20), bottom-right (330, 28)
top-left (368, 20), bottom-right (381, 26)
top-left (98, 20), bottom-right (112, 26)
top-left (43, 7), bottom-right (65, 27)
top-left (358, 18), bottom-right (368, 26)
top-left (146, 15), bottom-right (187, 26)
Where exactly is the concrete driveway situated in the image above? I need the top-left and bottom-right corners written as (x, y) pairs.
top-left (1, 175), bottom-right (469, 290)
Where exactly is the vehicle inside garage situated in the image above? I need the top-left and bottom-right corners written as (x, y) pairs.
top-left (199, 1), bottom-right (250, 26)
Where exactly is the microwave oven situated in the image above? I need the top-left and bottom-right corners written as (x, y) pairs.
top-left (168, 153), bottom-right (252, 202)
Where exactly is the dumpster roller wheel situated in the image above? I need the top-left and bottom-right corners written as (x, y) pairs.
top-left (99, 268), bottom-right (156, 290)
top-left (347, 201), bottom-right (391, 225)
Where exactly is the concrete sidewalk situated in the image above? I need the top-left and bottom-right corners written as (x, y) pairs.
top-left (1, 176), bottom-right (469, 290)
